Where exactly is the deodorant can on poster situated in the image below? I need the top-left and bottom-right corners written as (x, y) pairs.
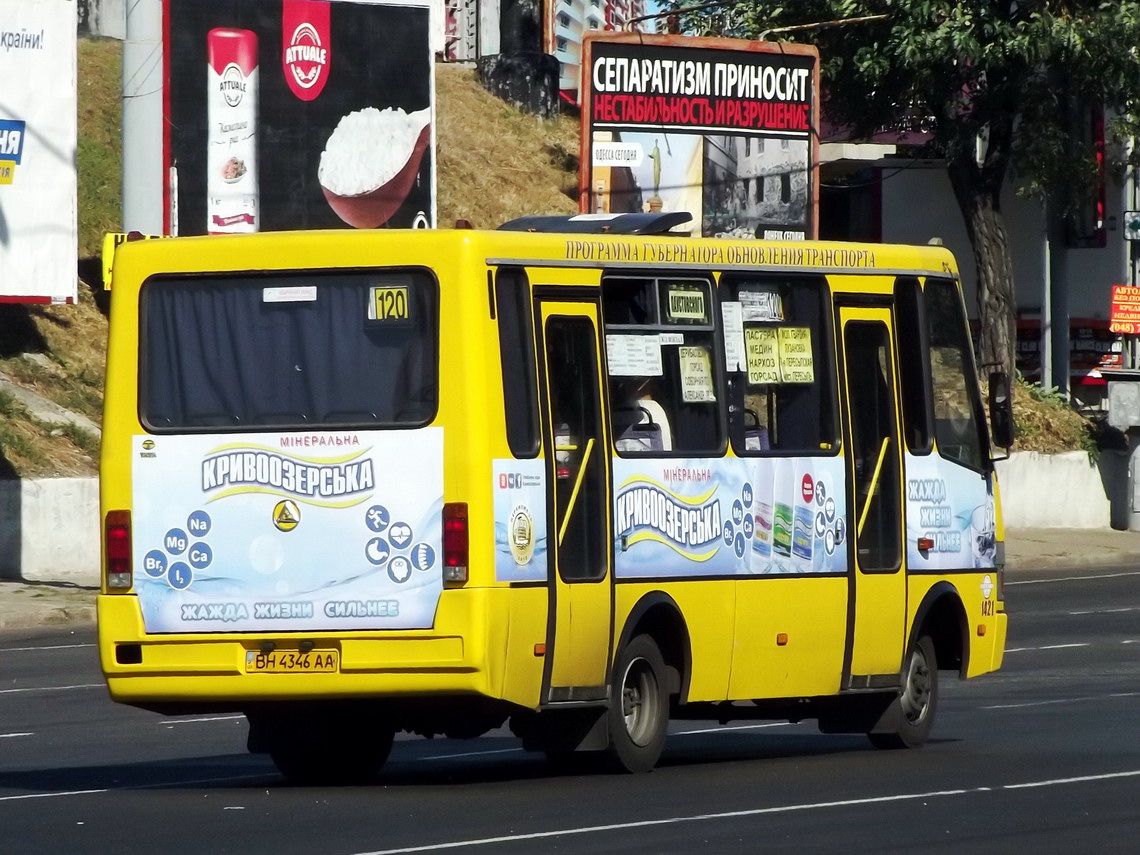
top-left (791, 466), bottom-right (816, 566)
top-left (751, 458), bottom-right (774, 560)
top-left (772, 457), bottom-right (793, 558)
top-left (207, 28), bottom-right (259, 234)
top-left (792, 505), bottom-right (814, 564)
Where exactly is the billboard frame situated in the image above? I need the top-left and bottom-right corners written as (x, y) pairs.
top-left (579, 32), bottom-right (820, 240)
top-left (159, 0), bottom-right (436, 237)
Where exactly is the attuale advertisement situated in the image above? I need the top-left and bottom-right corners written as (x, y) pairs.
top-left (0, 0), bottom-right (78, 304)
top-left (581, 33), bottom-right (819, 241)
top-left (131, 428), bottom-right (444, 632)
top-left (165, 0), bottom-right (434, 235)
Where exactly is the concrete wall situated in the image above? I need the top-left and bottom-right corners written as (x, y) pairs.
top-left (995, 450), bottom-right (1111, 528)
top-left (0, 478), bottom-right (100, 585)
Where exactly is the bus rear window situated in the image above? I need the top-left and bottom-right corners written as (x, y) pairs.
top-left (141, 270), bottom-right (438, 431)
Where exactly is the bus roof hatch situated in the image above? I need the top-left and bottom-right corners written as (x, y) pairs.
top-left (497, 212), bottom-right (693, 235)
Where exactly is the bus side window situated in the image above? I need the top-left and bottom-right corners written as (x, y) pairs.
top-left (894, 276), bottom-right (934, 454)
top-left (721, 274), bottom-right (838, 455)
top-left (602, 275), bottom-right (724, 456)
top-left (495, 268), bottom-right (540, 457)
top-left (925, 279), bottom-right (987, 470)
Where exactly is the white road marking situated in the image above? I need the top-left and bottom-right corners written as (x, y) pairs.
top-left (0, 644), bottom-right (96, 653)
top-left (420, 748), bottom-right (521, 761)
top-left (0, 773), bottom-right (270, 805)
top-left (1004, 643), bottom-right (1090, 653)
top-left (1007, 570), bottom-right (1140, 586)
top-left (0, 789), bottom-right (107, 803)
top-left (351, 769), bottom-right (1140, 854)
top-left (163, 715), bottom-right (244, 726)
top-left (417, 723), bottom-right (794, 761)
top-left (981, 691), bottom-right (1139, 710)
top-left (0, 683), bottom-right (103, 695)
top-left (1068, 607), bottom-right (1140, 616)
top-left (1006, 771), bottom-right (1140, 789)
top-left (0, 733), bottom-right (33, 739)
top-left (672, 722), bottom-right (792, 736)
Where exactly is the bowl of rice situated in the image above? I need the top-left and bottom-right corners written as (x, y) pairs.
top-left (319, 106), bottom-right (431, 228)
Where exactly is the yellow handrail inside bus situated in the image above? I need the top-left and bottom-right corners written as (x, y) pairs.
top-left (558, 437), bottom-right (595, 546)
top-left (857, 437), bottom-right (891, 538)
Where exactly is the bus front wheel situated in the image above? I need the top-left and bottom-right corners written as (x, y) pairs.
top-left (608, 634), bottom-right (668, 773)
top-left (869, 634), bottom-right (939, 750)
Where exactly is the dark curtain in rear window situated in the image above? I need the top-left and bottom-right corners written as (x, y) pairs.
top-left (141, 271), bottom-right (438, 430)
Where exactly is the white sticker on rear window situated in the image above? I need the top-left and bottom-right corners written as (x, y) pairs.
top-left (263, 286), bottom-right (317, 303)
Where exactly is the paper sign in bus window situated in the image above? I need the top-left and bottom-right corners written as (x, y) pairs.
top-left (665, 287), bottom-right (707, 323)
top-left (745, 327), bottom-right (780, 384)
top-left (370, 285), bottom-right (409, 321)
top-left (778, 326), bottom-right (814, 383)
top-left (721, 301), bottom-right (746, 371)
top-left (740, 289), bottom-right (784, 322)
top-left (606, 334), bottom-right (664, 376)
top-left (263, 285), bottom-right (317, 303)
top-left (679, 346), bottom-right (715, 402)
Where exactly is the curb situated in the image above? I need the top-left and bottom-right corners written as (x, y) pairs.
top-left (0, 604), bottom-right (96, 631)
top-left (0, 583), bottom-right (99, 632)
top-left (1005, 552), bottom-right (1140, 573)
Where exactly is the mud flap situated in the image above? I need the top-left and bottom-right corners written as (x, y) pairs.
top-left (816, 693), bottom-right (896, 734)
top-left (512, 707), bottom-right (610, 753)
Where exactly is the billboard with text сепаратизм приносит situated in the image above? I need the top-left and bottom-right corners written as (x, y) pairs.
top-left (581, 33), bottom-right (819, 242)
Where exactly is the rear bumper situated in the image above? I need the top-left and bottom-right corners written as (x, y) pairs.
top-left (98, 592), bottom-right (494, 706)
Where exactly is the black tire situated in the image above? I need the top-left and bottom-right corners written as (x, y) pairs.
top-left (868, 634), bottom-right (938, 750)
top-left (608, 634), bottom-right (669, 773)
top-left (266, 716), bottom-right (394, 785)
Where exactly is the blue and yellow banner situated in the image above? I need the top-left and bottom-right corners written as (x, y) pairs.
top-left (0, 119), bottom-right (26, 184)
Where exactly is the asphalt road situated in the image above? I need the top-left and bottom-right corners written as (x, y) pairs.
top-left (1, 565), bottom-right (1138, 854)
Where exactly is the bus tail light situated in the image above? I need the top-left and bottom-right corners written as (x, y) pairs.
top-left (443, 502), bottom-right (468, 583)
top-left (105, 510), bottom-right (133, 591)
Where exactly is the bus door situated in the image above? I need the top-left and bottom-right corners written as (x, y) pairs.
top-left (837, 305), bottom-right (907, 685)
top-left (536, 298), bottom-right (614, 701)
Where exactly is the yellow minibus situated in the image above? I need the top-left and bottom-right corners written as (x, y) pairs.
top-left (99, 213), bottom-right (1011, 781)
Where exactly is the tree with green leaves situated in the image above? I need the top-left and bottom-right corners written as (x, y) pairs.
top-left (664, 0), bottom-right (1140, 377)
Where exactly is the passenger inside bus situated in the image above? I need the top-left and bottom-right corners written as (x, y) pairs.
top-left (612, 377), bottom-right (673, 453)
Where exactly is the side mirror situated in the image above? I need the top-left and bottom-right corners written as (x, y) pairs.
top-left (988, 371), bottom-right (1015, 450)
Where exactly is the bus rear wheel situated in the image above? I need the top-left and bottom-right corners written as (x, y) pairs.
top-left (608, 634), bottom-right (668, 773)
top-left (869, 634), bottom-right (938, 750)
top-left (257, 709), bottom-right (395, 785)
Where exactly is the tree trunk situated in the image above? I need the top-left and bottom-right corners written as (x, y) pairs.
top-left (946, 146), bottom-right (1017, 380)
